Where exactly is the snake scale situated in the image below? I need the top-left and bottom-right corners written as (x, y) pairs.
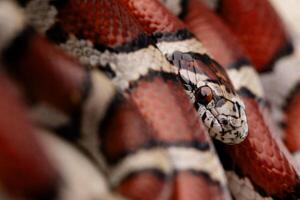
top-left (0, 0), bottom-right (300, 200)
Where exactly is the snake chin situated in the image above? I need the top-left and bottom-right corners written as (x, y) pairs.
top-left (197, 103), bottom-right (248, 144)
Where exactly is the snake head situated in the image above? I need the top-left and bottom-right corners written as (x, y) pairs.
top-left (170, 51), bottom-right (248, 144)
top-left (193, 84), bottom-right (248, 144)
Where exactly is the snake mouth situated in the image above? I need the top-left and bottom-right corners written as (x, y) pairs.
top-left (197, 103), bottom-right (248, 144)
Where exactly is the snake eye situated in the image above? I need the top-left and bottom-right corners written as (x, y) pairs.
top-left (195, 86), bottom-right (213, 105)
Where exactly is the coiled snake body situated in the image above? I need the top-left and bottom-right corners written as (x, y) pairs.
top-left (0, 0), bottom-right (300, 200)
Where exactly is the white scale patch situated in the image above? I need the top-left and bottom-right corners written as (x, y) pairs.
top-left (260, 50), bottom-right (300, 135)
top-left (24, 0), bottom-right (57, 33)
top-left (80, 72), bottom-right (116, 143)
top-left (227, 65), bottom-right (264, 99)
top-left (156, 38), bottom-right (207, 57)
top-left (226, 171), bottom-right (273, 200)
top-left (38, 130), bottom-right (127, 200)
top-left (61, 36), bottom-right (174, 90)
top-left (160, 0), bottom-right (182, 16)
top-left (168, 146), bottom-right (227, 185)
top-left (179, 68), bottom-right (209, 86)
top-left (0, 1), bottom-right (26, 53)
top-left (79, 72), bottom-right (116, 170)
top-left (109, 147), bottom-right (227, 187)
top-left (109, 148), bottom-right (173, 187)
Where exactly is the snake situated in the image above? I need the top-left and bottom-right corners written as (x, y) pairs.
top-left (0, 0), bottom-right (300, 200)
top-left (25, 0), bottom-right (300, 199)
top-left (26, 0), bottom-right (233, 198)
top-left (0, 0), bottom-right (231, 199)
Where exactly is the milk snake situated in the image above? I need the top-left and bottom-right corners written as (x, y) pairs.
top-left (0, 0), bottom-right (299, 200)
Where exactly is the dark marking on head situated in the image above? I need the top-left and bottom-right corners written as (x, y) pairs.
top-left (210, 120), bottom-right (215, 128)
top-left (232, 104), bottom-right (237, 112)
top-left (220, 118), bottom-right (228, 126)
top-left (215, 98), bottom-right (226, 107)
top-left (167, 51), bottom-right (236, 94)
top-left (201, 112), bottom-right (207, 121)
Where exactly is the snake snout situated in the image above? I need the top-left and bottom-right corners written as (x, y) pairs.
top-left (212, 101), bottom-right (248, 144)
top-left (225, 106), bottom-right (248, 144)
top-left (197, 99), bottom-right (248, 144)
